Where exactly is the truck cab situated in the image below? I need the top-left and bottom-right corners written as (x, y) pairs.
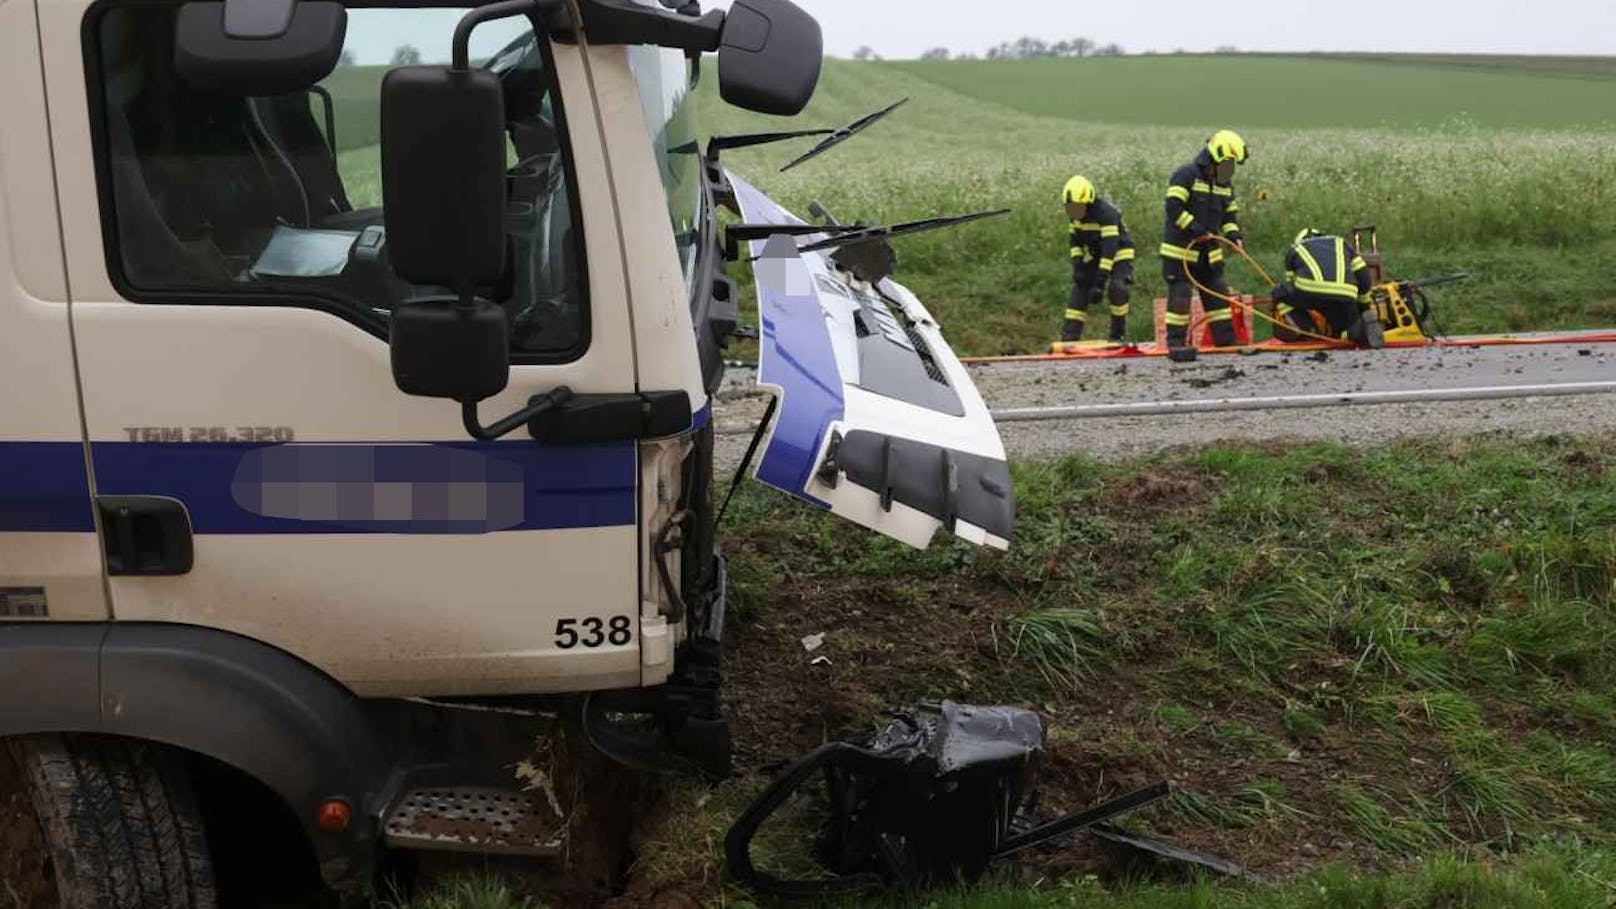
top-left (0, 0), bottom-right (1012, 902)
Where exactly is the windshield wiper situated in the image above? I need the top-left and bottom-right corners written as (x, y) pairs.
top-left (703, 98), bottom-right (907, 171)
top-left (779, 99), bottom-right (908, 172)
top-left (796, 209), bottom-right (1011, 255)
top-left (705, 129), bottom-right (835, 160)
top-left (725, 222), bottom-right (864, 243)
top-left (722, 221), bottom-right (868, 261)
top-left (788, 209), bottom-right (1011, 285)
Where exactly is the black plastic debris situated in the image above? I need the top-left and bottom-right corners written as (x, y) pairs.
top-left (724, 702), bottom-right (1222, 899)
top-left (1091, 824), bottom-right (1251, 880)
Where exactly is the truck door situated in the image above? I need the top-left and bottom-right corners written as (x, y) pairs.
top-left (43, 1), bottom-right (643, 696)
top-left (0, 0), bottom-right (108, 623)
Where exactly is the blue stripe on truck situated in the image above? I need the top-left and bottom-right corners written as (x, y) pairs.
top-left (0, 442), bottom-right (96, 532)
top-left (0, 440), bottom-right (636, 535)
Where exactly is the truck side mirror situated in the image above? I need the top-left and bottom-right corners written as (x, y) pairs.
top-left (573, 0), bottom-right (820, 115)
top-left (390, 304), bottom-right (511, 402)
top-left (381, 66), bottom-right (508, 297)
top-left (381, 57), bottom-right (511, 402)
top-left (717, 0), bottom-right (822, 116)
top-left (174, 0), bottom-right (347, 95)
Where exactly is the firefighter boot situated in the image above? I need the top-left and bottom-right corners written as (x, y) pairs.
top-left (1208, 316), bottom-right (1238, 348)
top-left (1349, 310), bottom-right (1386, 349)
top-left (1107, 287), bottom-right (1130, 344)
top-left (1202, 275), bottom-right (1240, 347)
top-left (1165, 282), bottom-right (1192, 349)
top-left (1061, 317), bottom-right (1086, 343)
top-left (1272, 310), bottom-right (1304, 343)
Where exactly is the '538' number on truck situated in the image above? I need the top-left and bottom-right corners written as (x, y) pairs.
top-left (555, 617), bottom-right (634, 649)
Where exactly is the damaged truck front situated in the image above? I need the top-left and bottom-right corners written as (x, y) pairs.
top-left (0, 0), bottom-right (1015, 903)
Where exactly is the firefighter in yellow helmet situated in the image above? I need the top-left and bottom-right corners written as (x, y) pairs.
top-left (1272, 228), bottom-right (1384, 348)
top-left (1061, 175), bottom-right (1136, 343)
top-left (1160, 130), bottom-right (1248, 349)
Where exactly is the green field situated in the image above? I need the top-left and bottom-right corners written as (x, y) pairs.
top-left (319, 64), bottom-right (389, 152)
top-left (1289, 53), bottom-right (1616, 80)
top-left (701, 56), bottom-right (1616, 354)
top-left (888, 56), bottom-right (1616, 129)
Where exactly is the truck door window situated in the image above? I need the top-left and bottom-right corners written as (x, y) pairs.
top-left (88, 5), bottom-right (588, 360)
top-left (627, 44), bottom-right (701, 293)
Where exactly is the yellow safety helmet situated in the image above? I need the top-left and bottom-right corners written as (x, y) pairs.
top-left (1207, 129), bottom-right (1249, 165)
top-left (1062, 175), bottom-right (1097, 206)
top-left (1294, 227), bottom-right (1323, 245)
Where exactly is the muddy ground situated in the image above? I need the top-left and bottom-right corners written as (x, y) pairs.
top-left (704, 486), bottom-right (1364, 889)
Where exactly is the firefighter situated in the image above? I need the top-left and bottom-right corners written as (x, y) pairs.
top-left (1271, 228), bottom-right (1384, 348)
top-left (1060, 175), bottom-right (1136, 343)
top-left (1160, 130), bottom-right (1248, 349)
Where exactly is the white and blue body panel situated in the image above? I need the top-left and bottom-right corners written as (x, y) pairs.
top-left (731, 175), bottom-right (1013, 551)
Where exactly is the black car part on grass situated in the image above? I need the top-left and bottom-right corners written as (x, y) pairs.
top-left (725, 701), bottom-right (1221, 899)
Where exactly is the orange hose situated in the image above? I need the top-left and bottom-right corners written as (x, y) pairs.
top-left (1182, 235), bottom-right (1352, 348)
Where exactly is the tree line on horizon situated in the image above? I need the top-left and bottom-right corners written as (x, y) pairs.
top-left (852, 39), bottom-right (1246, 61)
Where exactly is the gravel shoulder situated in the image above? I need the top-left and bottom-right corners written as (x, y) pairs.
top-left (715, 342), bottom-right (1616, 466)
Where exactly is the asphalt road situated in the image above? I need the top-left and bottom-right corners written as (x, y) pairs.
top-left (714, 339), bottom-right (1616, 465)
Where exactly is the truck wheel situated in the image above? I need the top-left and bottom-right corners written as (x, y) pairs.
top-left (9, 736), bottom-right (217, 909)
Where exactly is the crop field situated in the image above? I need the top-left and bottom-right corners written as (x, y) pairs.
top-left (702, 56), bottom-right (1616, 355)
top-left (888, 55), bottom-right (1616, 129)
top-left (1271, 53), bottom-right (1616, 80)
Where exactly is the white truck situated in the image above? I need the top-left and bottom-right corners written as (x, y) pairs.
top-left (0, 0), bottom-right (1013, 903)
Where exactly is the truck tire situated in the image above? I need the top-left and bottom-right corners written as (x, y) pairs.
top-left (9, 736), bottom-right (217, 909)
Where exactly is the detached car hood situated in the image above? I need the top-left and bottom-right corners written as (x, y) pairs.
top-left (730, 173), bottom-right (1013, 550)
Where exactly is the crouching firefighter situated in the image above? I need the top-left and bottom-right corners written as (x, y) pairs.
top-left (1272, 229), bottom-right (1384, 348)
top-left (1061, 175), bottom-right (1136, 343)
top-left (1160, 130), bottom-right (1248, 349)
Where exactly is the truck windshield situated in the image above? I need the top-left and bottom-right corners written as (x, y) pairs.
top-left (90, 5), bottom-right (587, 358)
top-left (627, 44), bottom-right (701, 294)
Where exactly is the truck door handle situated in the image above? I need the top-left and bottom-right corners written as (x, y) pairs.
top-left (97, 497), bottom-right (194, 576)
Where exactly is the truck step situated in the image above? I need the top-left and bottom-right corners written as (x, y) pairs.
top-left (383, 786), bottom-right (564, 856)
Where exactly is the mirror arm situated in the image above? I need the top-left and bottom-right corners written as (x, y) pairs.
top-left (452, 0), bottom-right (560, 70)
top-left (462, 386), bottom-right (575, 442)
top-left (575, 0), bottom-right (724, 51)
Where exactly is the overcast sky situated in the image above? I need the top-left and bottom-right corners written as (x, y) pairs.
top-left (709, 0), bottom-right (1616, 59)
top-left (340, 1), bottom-right (1616, 65)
